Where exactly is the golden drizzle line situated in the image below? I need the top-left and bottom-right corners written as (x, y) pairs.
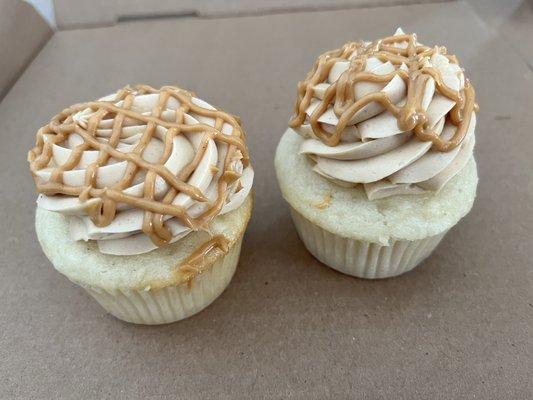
top-left (28, 85), bottom-right (249, 247)
top-left (289, 33), bottom-right (478, 151)
top-left (177, 235), bottom-right (230, 287)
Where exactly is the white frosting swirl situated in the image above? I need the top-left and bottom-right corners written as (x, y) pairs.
top-left (294, 28), bottom-right (476, 200)
top-left (35, 88), bottom-right (253, 255)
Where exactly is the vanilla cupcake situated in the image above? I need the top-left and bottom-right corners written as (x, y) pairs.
top-left (28, 85), bottom-right (253, 324)
top-left (275, 29), bottom-right (478, 279)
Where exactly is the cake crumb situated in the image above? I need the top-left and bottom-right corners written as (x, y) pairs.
top-left (314, 193), bottom-right (332, 210)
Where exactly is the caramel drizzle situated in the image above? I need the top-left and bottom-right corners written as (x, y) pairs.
top-left (28, 85), bottom-right (249, 246)
top-left (289, 33), bottom-right (478, 151)
top-left (177, 235), bottom-right (229, 284)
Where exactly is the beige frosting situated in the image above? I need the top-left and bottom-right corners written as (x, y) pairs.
top-left (28, 85), bottom-right (253, 255)
top-left (290, 28), bottom-right (478, 199)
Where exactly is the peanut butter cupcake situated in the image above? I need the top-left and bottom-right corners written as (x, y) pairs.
top-left (28, 85), bottom-right (253, 324)
top-left (275, 29), bottom-right (478, 279)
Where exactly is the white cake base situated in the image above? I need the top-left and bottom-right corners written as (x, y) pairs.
top-left (291, 209), bottom-right (446, 279)
top-left (83, 238), bottom-right (242, 324)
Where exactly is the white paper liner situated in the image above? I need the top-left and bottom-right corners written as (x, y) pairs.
top-left (290, 208), bottom-right (447, 279)
top-left (82, 238), bottom-right (243, 324)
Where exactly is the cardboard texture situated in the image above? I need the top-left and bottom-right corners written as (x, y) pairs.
top-left (470, 0), bottom-right (533, 68)
top-left (1, 1), bottom-right (532, 398)
top-left (53, 0), bottom-right (450, 29)
top-left (0, 0), bottom-right (52, 99)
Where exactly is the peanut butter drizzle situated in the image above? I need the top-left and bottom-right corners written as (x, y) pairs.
top-left (289, 33), bottom-right (478, 151)
top-left (314, 193), bottom-right (332, 210)
top-left (28, 85), bottom-right (249, 246)
top-left (177, 235), bottom-right (230, 286)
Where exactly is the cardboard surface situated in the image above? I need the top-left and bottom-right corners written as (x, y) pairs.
top-left (53, 0), bottom-right (450, 29)
top-left (0, 0), bottom-right (52, 99)
top-left (1, 1), bottom-right (532, 398)
top-left (470, 0), bottom-right (533, 68)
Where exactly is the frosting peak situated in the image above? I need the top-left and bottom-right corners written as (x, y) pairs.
top-left (290, 28), bottom-right (478, 199)
top-left (28, 85), bottom-right (253, 255)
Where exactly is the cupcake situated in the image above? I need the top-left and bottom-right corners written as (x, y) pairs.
top-left (28, 84), bottom-right (253, 324)
top-left (275, 28), bottom-right (478, 279)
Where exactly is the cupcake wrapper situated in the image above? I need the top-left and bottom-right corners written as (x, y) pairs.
top-left (82, 238), bottom-right (243, 325)
top-left (290, 208), bottom-right (447, 279)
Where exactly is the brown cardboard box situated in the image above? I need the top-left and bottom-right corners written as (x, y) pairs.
top-left (52, 0), bottom-right (450, 29)
top-left (0, 0), bottom-right (51, 99)
top-left (0, 0), bottom-right (531, 398)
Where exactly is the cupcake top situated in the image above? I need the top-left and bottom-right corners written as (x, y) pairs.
top-left (289, 28), bottom-right (478, 200)
top-left (28, 85), bottom-right (253, 255)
